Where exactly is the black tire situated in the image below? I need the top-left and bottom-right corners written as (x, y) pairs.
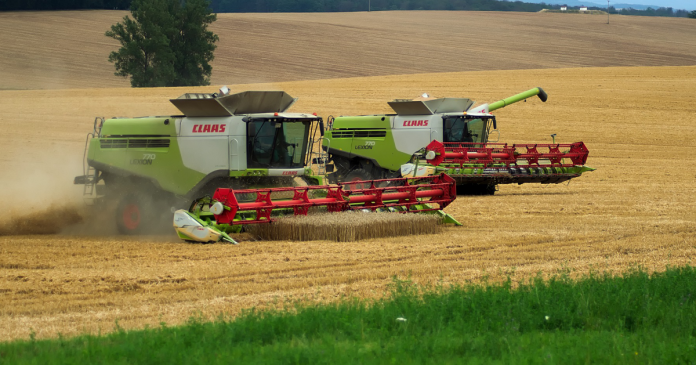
top-left (343, 168), bottom-right (374, 190)
top-left (456, 183), bottom-right (496, 196)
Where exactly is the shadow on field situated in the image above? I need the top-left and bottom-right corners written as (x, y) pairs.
top-left (497, 191), bottom-right (581, 197)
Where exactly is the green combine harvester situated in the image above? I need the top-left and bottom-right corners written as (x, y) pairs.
top-left (321, 88), bottom-right (593, 195)
top-left (75, 90), bottom-right (328, 234)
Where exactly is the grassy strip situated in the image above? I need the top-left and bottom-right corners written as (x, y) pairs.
top-left (2, 266), bottom-right (695, 364)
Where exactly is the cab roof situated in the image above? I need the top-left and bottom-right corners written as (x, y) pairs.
top-left (246, 112), bottom-right (320, 120)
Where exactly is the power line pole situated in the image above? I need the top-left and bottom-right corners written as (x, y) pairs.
top-left (607, 0), bottom-right (610, 24)
top-left (369, 0), bottom-right (371, 12)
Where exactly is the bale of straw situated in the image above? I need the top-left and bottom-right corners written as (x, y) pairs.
top-left (245, 211), bottom-right (441, 242)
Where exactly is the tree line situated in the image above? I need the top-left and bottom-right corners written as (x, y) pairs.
top-left (607, 6), bottom-right (693, 18)
top-left (0, 0), bottom-right (545, 12)
top-left (1, 0), bottom-right (693, 18)
top-left (209, 0), bottom-right (547, 13)
top-left (0, 0), bottom-right (131, 10)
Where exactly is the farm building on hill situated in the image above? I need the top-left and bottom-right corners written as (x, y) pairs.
top-left (580, 5), bottom-right (588, 11)
top-left (560, 5), bottom-right (567, 11)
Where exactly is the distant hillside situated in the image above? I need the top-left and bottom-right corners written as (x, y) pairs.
top-left (540, 9), bottom-right (607, 14)
top-left (525, 0), bottom-right (604, 7)
top-left (613, 3), bottom-right (663, 10)
top-left (1, 10), bottom-right (695, 90)
top-left (524, 0), bottom-right (691, 11)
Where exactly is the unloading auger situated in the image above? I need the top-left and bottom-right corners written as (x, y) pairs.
top-left (173, 174), bottom-right (460, 244)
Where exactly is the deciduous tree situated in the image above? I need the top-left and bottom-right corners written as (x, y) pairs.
top-left (106, 0), bottom-right (218, 87)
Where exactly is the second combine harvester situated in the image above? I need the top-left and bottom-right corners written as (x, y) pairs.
top-left (322, 88), bottom-right (593, 195)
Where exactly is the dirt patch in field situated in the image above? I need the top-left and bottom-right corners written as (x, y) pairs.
top-left (0, 65), bottom-right (695, 341)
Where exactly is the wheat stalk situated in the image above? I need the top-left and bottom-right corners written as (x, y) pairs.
top-left (246, 212), bottom-right (441, 242)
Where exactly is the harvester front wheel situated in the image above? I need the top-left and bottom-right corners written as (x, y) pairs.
top-left (343, 168), bottom-right (373, 190)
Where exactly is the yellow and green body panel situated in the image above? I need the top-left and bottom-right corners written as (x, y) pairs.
top-left (88, 117), bottom-right (205, 196)
top-left (326, 115), bottom-right (413, 171)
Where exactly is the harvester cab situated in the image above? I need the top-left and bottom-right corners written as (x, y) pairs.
top-left (74, 90), bottom-right (327, 234)
top-left (322, 87), bottom-right (592, 195)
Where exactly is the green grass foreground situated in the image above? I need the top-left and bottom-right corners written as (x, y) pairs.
top-left (2, 267), bottom-right (696, 364)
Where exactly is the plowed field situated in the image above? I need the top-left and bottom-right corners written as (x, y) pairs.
top-left (1, 65), bottom-right (695, 341)
top-left (1, 10), bottom-right (696, 90)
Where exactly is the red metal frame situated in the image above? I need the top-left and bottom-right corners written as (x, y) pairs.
top-left (211, 174), bottom-right (456, 225)
top-left (425, 140), bottom-right (589, 168)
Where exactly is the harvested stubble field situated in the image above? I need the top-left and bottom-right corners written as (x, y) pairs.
top-left (0, 65), bottom-right (694, 341)
top-left (1, 10), bottom-right (696, 90)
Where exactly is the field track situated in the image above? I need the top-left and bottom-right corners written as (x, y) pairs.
top-left (1, 10), bottom-right (696, 90)
top-left (1, 65), bottom-right (695, 341)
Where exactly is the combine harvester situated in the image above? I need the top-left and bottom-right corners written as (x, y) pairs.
top-left (74, 89), bottom-right (330, 234)
top-left (322, 88), bottom-right (594, 195)
top-left (173, 174), bottom-right (460, 244)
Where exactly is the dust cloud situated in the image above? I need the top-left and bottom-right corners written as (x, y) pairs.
top-left (0, 205), bottom-right (83, 236)
top-left (0, 144), bottom-right (100, 235)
